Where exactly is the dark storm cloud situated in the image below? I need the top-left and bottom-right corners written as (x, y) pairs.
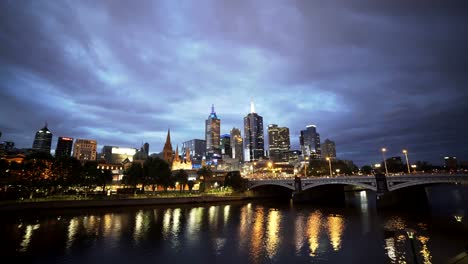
top-left (1, 0), bottom-right (467, 165)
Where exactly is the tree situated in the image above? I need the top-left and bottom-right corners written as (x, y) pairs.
top-left (361, 165), bottom-right (373, 175)
top-left (96, 169), bottom-right (113, 194)
top-left (22, 155), bottom-right (51, 198)
top-left (123, 163), bottom-right (144, 195)
top-left (51, 156), bottom-right (82, 193)
top-left (197, 166), bottom-right (213, 192)
top-left (143, 157), bottom-right (172, 192)
top-left (174, 169), bottom-right (188, 193)
top-left (224, 171), bottom-right (245, 191)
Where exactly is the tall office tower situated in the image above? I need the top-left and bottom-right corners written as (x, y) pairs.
top-left (268, 124), bottom-right (290, 162)
top-left (101, 145), bottom-right (116, 163)
top-left (182, 139), bottom-right (206, 162)
top-left (230, 128), bottom-right (243, 162)
top-left (73, 139), bottom-right (97, 163)
top-left (162, 129), bottom-right (173, 164)
top-left (205, 104), bottom-right (221, 158)
top-left (299, 125), bottom-right (321, 159)
top-left (220, 134), bottom-right (231, 157)
top-left (321, 139), bottom-right (336, 160)
top-left (244, 100), bottom-right (264, 161)
top-left (143, 142), bottom-right (149, 156)
top-left (32, 123), bottom-right (53, 153)
top-left (55, 137), bottom-right (73, 157)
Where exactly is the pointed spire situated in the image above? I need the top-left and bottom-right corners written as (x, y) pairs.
top-left (250, 99), bottom-right (255, 113)
top-left (211, 104), bottom-right (215, 114)
top-left (185, 147), bottom-right (191, 162)
top-left (166, 128), bottom-right (171, 144)
top-left (44, 121), bottom-right (48, 128)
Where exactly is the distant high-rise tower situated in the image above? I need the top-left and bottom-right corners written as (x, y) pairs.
top-left (268, 124), bottom-right (290, 162)
top-left (321, 139), bottom-right (336, 160)
top-left (162, 129), bottom-right (173, 164)
top-left (73, 139), bottom-right (97, 163)
top-left (230, 128), bottom-right (243, 162)
top-left (182, 139), bottom-right (206, 163)
top-left (205, 104), bottom-right (221, 158)
top-left (244, 100), bottom-right (264, 161)
top-left (32, 123), bottom-right (53, 153)
top-left (55, 137), bottom-right (73, 157)
top-left (220, 134), bottom-right (231, 158)
top-left (143, 142), bottom-right (149, 156)
top-left (300, 125), bottom-right (321, 159)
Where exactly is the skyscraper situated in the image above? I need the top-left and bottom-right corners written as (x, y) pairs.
top-left (205, 104), bottom-right (221, 158)
top-left (220, 134), bottom-right (231, 158)
top-left (55, 137), bottom-right (73, 157)
top-left (244, 101), bottom-right (264, 161)
top-left (268, 124), bottom-right (290, 162)
top-left (182, 139), bottom-right (206, 163)
top-left (230, 127), bottom-right (243, 162)
top-left (73, 139), bottom-right (97, 163)
top-left (300, 125), bottom-right (321, 159)
top-left (32, 123), bottom-right (53, 153)
top-left (321, 139), bottom-right (336, 160)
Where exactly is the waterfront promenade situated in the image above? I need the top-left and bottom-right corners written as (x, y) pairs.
top-left (0, 193), bottom-right (250, 212)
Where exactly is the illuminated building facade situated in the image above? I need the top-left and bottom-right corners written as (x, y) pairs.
top-left (32, 123), bottom-right (53, 153)
top-left (244, 101), bottom-right (264, 161)
top-left (109, 147), bottom-right (137, 163)
top-left (73, 139), bottom-right (97, 163)
top-left (205, 104), bottom-right (221, 158)
top-left (268, 124), bottom-right (290, 162)
top-left (300, 125), bottom-right (321, 159)
top-left (321, 139), bottom-right (336, 160)
top-left (55, 137), bottom-right (73, 157)
top-left (172, 146), bottom-right (193, 170)
top-left (230, 127), bottom-right (243, 162)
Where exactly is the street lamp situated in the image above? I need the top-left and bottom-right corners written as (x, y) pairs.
top-left (253, 162), bottom-right (257, 175)
top-left (336, 169), bottom-right (340, 176)
top-left (403, 149), bottom-right (411, 174)
top-left (454, 215), bottom-right (463, 223)
top-left (304, 156), bottom-right (309, 177)
top-left (405, 228), bottom-right (418, 264)
top-left (326, 157), bottom-right (332, 178)
top-left (381, 148), bottom-right (389, 176)
top-left (411, 164), bottom-right (417, 173)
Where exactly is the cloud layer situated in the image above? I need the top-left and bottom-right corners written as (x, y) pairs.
top-left (1, 0), bottom-right (467, 165)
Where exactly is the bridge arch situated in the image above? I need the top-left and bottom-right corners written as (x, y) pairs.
top-left (389, 180), bottom-right (463, 192)
top-left (302, 182), bottom-right (377, 192)
top-left (248, 182), bottom-right (295, 191)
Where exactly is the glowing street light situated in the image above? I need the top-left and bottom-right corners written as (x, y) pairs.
top-left (403, 149), bottom-right (411, 174)
top-left (326, 157), bottom-right (332, 177)
top-left (381, 148), bottom-right (389, 176)
top-left (304, 156), bottom-right (309, 177)
top-left (454, 215), bottom-right (463, 223)
top-left (336, 169), bottom-right (340, 176)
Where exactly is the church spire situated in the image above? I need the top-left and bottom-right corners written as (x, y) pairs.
top-left (162, 128), bottom-right (173, 164)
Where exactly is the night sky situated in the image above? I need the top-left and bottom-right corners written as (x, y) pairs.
top-left (1, 1), bottom-right (467, 166)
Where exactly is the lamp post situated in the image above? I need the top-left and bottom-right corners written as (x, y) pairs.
top-left (253, 162), bottom-right (257, 175)
top-left (405, 228), bottom-right (418, 264)
top-left (403, 149), bottom-right (411, 174)
top-left (336, 169), bottom-right (340, 176)
top-left (326, 157), bottom-right (332, 178)
top-left (304, 156), bottom-right (309, 177)
top-left (381, 148), bottom-right (389, 176)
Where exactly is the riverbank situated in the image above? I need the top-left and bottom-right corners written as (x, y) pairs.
top-left (0, 194), bottom-right (252, 212)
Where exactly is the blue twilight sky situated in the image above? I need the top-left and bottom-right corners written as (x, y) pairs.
top-left (1, 0), bottom-right (467, 166)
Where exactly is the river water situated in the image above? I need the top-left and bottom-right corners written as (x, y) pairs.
top-left (1, 185), bottom-right (467, 264)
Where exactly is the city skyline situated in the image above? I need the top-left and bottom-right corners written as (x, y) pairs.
top-left (1, 1), bottom-right (467, 166)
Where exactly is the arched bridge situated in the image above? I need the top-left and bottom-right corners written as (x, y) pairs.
top-left (247, 174), bottom-right (468, 193)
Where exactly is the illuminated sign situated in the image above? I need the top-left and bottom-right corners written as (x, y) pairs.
top-left (61, 137), bottom-right (73, 141)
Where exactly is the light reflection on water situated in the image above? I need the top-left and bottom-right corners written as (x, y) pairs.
top-left (4, 186), bottom-right (466, 263)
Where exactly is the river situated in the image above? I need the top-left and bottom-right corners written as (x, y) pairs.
top-left (1, 184), bottom-right (467, 263)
